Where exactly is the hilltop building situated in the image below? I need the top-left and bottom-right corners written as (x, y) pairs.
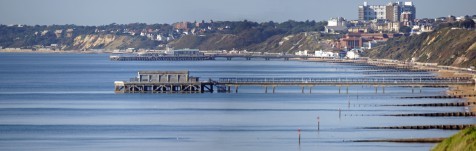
top-left (359, 1), bottom-right (416, 24)
top-left (337, 33), bottom-right (403, 49)
top-left (66, 29), bottom-right (74, 37)
top-left (325, 17), bottom-right (348, 34)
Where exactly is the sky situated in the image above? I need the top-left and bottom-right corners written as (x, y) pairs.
top-left (0, 0), bottom-right (475, 25)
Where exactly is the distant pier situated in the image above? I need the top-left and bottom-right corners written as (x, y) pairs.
top-left (109, 51), bottom-right (353, 61)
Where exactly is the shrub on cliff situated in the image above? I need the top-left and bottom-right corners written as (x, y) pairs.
top-left (432, 126), bottom-right (476, 151)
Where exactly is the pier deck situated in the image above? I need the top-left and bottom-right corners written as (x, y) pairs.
top-left (116, 74), bottom-right (475, 94)
top-left (217, 77), bottom-right (474, 86)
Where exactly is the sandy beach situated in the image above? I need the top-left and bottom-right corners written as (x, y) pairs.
top-left (0, 49), bottom-right (106, 54)
top-left (437, 70), bottom-right (476, 112)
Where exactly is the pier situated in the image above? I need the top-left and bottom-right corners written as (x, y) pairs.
top-left (115, 71), bottom-right (475, 94)
top-left (109, 53), bottom-right (352, 61)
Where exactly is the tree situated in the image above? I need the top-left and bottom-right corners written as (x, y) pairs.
top-left (461, 19), bottom-right (475, 29)
top-left (399, 26), bottom-right (412, 33)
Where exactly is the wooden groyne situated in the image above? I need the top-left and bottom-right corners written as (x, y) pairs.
top-left (401, 95), bottom-right (476, 99)
top-left (384, 102), bottom-right (476, 107)
top-left (353, 138), bottom-right (445, 143)
top-left (366, 124), bottom-right (475, 130)
top-left (386, 112), bottom-right (476, 117)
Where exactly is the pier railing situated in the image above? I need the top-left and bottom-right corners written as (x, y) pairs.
top-left (217, 77), bottom-right (474, 85)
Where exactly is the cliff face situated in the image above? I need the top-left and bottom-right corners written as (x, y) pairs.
top-left (168, 34), bottom-right (245, 50)
top-left (365, 28), bottom-right (476, 67)
top-left (68, 34), bottom-right (159, 50)
top-left (168, 32), bottom-right (328, 54)
top-left (246, 32), bottom-right (327, 53)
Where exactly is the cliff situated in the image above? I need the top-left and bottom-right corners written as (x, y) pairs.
top-left (69, 34), bottom-right (159, 50)
top-left (0, 21), bottom-right (328, 52)
top-left (168, 32), bottom-right (329, 54)
top-left (365, 28), bottom-right (476, 67)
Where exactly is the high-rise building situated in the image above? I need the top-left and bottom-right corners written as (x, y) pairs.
top-left (359, 1), bottom-right (416, 22)
top-left (358, 2), bottom-right (387, 20)
top-left (401, 2), bottom-right (416, 21)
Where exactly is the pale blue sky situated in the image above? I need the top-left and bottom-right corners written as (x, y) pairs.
top-left (0, 0), bottom-right (474, 25)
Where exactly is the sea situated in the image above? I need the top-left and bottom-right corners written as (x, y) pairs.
top-left (0, 53), bottom-right (474, 151)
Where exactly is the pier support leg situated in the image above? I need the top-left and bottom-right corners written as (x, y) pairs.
top-left (338, 86), bottom-right (341, 94)
top-left (301, 86), bottom-right (304, 94)
top-left (235, 86), bottom-right (238, 93)
top-left (382, 86), bottom-right (385, 94)
top-left (273, 86), bottom-right (276, 94)
top-left (227, 86), bottom-right (231, 93)
top-left (309, 87), bottom-right (312, 94)
top-left (265, 86), bottom-right (268, 94)
top-left (346, 86), bottom-right (349, 94)
top-left (420, 86), bottom-right (422, 93)
top-left (375, 86), bottom-right (377, 94)
top-left (412, 86), bottom-right (414, 93)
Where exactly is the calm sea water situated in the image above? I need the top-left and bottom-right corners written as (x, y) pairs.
top-left (0, 53), bottom-right (474, 151)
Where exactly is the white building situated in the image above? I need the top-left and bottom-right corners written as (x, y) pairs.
top-left (156, 35), bottom-right (163, 41)
top-left (328, 17), bottom-right (347, 27)
top-left (346, 50), bottom-right (360, 59)
top-left (314, 50), bottom-right (338, 58)
top-left (325, 17), bottom-right (348, 34)
top-left (295, 50), bottom-right (308, 56)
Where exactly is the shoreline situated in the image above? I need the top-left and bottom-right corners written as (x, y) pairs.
top-left (0, 49), bottom-right (109, 54)
top-left (306, 58), bottom-right (476, 112)
top-left (437, 70), bottom-right (476, 112)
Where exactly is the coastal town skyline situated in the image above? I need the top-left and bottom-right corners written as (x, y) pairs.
top-left (0, 0), bottom-right (475, 25)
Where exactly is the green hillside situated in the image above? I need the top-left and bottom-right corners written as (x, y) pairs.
top-left (432, 126), bottom-right (476, 151)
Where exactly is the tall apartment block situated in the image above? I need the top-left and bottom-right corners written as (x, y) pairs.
top-left (359, 1), bottom-right (416, 22)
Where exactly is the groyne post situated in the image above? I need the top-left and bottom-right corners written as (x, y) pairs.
top-left (339, 108), bottom-right (341, 118)
top-left (474, 77), bottom-right (476, 91)
top-left (298, 128), bottom-right (301, 145)
top-left (317, 116), bottom-right (320, 131)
